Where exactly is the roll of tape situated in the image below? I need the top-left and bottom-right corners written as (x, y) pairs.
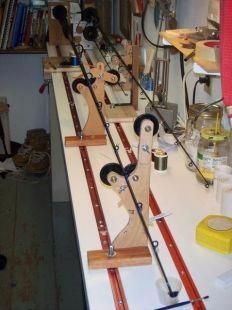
top-left (195, 40), bottom-right (219, 63)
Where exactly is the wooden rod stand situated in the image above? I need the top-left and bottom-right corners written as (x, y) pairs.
top-left (88, 246), bottom-right (152, 269)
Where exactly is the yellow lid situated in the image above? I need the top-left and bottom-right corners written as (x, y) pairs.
top-left (200, 127), bottom-right (229, 141)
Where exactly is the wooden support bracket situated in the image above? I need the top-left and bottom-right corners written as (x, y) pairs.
top-left (65, 62), bottom-right (114, 147)
top-left (88, 118), bottom-right (154, 268)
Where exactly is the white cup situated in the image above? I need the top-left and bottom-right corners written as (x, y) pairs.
top-left (214, 166), bottom-right (232, 196)
top-left (221, 186), bottom-right (232, 217)
top-left (216, 175), bottom-right (232, 203)
top-left (215, 165), bottom-right (232, 175)
top-left (156, 277), bottom-right (182, 306)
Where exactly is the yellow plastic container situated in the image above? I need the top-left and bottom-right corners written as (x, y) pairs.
top-left (196, 215), bottom-right (232, 254)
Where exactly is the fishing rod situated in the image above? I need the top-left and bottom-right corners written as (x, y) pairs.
top-left (52, 4), bottom-right (181, 299)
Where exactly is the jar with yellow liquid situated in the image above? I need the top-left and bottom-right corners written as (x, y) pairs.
top-left (196, 128), bottom-right (230, 184)
top-left (185, 103), bottom-right (223, 171)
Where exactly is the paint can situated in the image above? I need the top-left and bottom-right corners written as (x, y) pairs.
top-left (152, 148), bottom-right (168, 172)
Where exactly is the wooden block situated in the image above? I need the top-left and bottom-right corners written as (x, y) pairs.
top-left (65, 135), bottom-right (107, 147)
top-left (104, 105), bottom-right (136, 122)
top-left (88, 246), bottom-right (152, 269)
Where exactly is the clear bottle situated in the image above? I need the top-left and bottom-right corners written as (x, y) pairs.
top-left (185, 103), bottom-right (223, 171)
top-left (196, 127), bottom-right (230, 184)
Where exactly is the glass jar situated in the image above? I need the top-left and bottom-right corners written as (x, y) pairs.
top-left (185, 103), bottom-right (223, 171)
top-left (196, 128), bottom-right (230, 184)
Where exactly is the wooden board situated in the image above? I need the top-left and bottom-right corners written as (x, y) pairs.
top-left (43, 57), bottom-right (82, 79)
top-left (160, 29), bottom-right (196, 57)
top-left (103, 105), bottom-right (136, 122)
top-left (160, 28), bottom-right (220, 73)
top-left (88, 246), bottom-right (152, 269)
top-left (65, 135), bottom-right (106, 147)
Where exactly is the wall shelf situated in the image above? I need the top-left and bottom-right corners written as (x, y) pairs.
top-left (160, 28), bottom-right (220, 76)
top-left (0, 48), bottom-right (47, 54)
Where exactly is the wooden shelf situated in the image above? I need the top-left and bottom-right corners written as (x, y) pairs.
top-left (160, 28), bottom-right (196, 57)
top-left (0, 48), bottom-right (47, 54)
top-left (160, 28), bottom-right (220, 75)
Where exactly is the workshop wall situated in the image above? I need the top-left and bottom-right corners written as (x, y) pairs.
top-left (0, 54), bottom-right (49, 144)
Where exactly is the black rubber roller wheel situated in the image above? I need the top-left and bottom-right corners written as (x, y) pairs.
top-left (0, 255), bottom-right (7, 270)
top-left (72, 77), bottom-right (96, 93)
top-left (100, 163), bottom-right (123, 186)
top-left (133, 113), bottom-right (159, 136)
top-left (83, 26), bottom-right (98, 41)
top-left (123, 163), bottom-right (136, 179)
top-left (72, 78), bottom-right (87, 93)
top-left (106, 69), bottom-right (120, 85)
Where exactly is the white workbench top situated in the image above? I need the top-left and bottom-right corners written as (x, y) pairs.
top-left (48, 45), bottom-right (232, 310)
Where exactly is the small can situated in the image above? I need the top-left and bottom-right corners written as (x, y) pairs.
top-left (152, 148), bottom-right (168, 172)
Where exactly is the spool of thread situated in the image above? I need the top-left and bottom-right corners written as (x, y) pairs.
top-left (152, 148), bottom-right (168, 172)
top-left (221, 187), bottom-right (232, 217)
top-left (70, 54), bottom-right (80, 66)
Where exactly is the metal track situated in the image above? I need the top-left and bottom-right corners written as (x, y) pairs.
top-left (61, 70), bottom-right (128, 310)
top-left (114, 123), bottom-right (206, 310)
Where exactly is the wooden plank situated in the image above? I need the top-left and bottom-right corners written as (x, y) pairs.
top-left (88, 246), bottom-right (152, 269)
top-left (160, 29), bottom-right (196, 57)
top-left (65, 135), bottom-right (107, 147)
top-left (103, 105), bottom-right (136, 122)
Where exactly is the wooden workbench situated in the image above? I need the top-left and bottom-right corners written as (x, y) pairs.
top-left (48, 44), bottom-right (231, 309)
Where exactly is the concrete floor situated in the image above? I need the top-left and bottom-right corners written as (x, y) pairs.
top-left (0, 173), bottom-right (86, 310)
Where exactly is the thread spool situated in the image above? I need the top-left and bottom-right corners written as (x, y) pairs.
top-left (70, 53), bottom-right (80, 66)
top-left (152, 148), bottom-right (168, 172)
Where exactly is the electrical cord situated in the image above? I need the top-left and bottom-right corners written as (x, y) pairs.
top-left (182, 67), bottom-right (193, 125)
top-left (179, 53), bottom-right (190, 114)
top-left (192, 79), bottom-right (200, 105)
top-left (141, 2), bottom-right (167, 48)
